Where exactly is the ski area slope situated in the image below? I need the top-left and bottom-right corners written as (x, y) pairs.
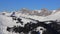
top-left (0, 15), bottom-right (40, 34)
top-left (0, 10), bottom-right (60, 34)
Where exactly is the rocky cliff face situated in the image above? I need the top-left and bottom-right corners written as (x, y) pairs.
top-left (36, 8), bottom-right (52, 16)
top-left (19, 8), bottom-right (52, 16)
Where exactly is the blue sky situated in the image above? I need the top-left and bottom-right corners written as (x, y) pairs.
top-left (0, 0), bottom-right (60, 11)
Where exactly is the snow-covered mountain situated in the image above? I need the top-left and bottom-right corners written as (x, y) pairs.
top-left (0, 9), bottom-right (60, 34)
top-left (19, 8), bottom-right (52, 16)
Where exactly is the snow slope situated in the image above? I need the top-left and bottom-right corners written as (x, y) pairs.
top-left (0, 12), bottom-right (46, 34)
top-left (43, 11), bottom-right (60, 21)
top-left (0, 10), bottom-right (60, 34)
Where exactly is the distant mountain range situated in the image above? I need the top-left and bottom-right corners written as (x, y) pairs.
top-left (0, 8), bottom-right (60, 34)
top-left (17, 8), bottom-right (60, 16)
top-left (0, 8), bottom-right (60, 21)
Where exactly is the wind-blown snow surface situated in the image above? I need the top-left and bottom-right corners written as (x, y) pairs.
top-left (0, 11), bottom-right (60, 34)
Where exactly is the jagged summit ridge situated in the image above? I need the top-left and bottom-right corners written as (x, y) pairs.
top-left (1, 8), bottom-right (60, 16)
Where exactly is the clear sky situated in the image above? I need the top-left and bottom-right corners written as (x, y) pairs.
top-left (0, 0), bottom-right (60, 11)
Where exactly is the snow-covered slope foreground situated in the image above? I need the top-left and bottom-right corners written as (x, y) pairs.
top-left (0, 10), bottom-right (60, 34)
top-left (43, 11), bottom-right (60, 21)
